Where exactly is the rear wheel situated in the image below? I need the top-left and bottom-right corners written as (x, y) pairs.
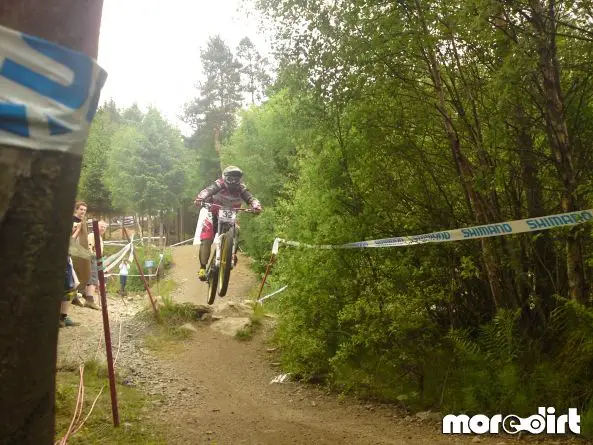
top-left (218, 228), bottom-right (234, 297)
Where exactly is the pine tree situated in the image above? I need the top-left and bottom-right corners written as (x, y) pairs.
top-left (237, 37), bottom-right (272, 105)
top-left (184, 35), bottom-right (242, 165)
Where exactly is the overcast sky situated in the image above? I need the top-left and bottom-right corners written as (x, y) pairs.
top-left (96, 0), bottom-right (273, 135)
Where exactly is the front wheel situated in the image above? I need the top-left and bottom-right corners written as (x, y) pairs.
top-left (206, 258), bottom-right (218, 305)
top-left (218, 228), bottom-right (234, 297)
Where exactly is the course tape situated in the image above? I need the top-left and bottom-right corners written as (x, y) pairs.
top-left (272, 209), bottom-right (593, 253)
top-left (258, 285), bottom-right (289, 304)
top-left (0, 24), bottom-right (107, 154)
top-left (104, 243), bottom-right (131, 273)
top-left (104, 273), bottom-right (158, 278)
top-left (168, 237), bottom-right (194, 247)
top-left (128, 239), bottom-right (135, 264)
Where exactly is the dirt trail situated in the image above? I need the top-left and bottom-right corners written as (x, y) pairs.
top-left (171, 244), bottom-right (258, 307)
top-left (57, 244), bottom-right (583, 444)
top-left (157, 245), bottom-right (581, 445)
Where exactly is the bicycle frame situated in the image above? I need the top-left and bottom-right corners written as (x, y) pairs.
top-left (200, 202), bottom-right (256, 303)
top-left (204, 203), bottom-right (252, 272)
top-left (211, 217), bottom-right (233, 270)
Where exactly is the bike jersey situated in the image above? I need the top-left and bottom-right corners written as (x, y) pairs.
top-left (196, 178), bottom-right (260, 215)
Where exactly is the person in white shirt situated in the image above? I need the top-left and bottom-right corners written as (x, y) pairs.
top-left (119, 260), bottom-right (129, 295)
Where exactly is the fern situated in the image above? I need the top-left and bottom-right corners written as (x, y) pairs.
top-left (550, 298), bottom-right (593, 368)
top-left (479, 308), bottom-right (522, 363)
top-left (446, 327), bottom-right (482, 358)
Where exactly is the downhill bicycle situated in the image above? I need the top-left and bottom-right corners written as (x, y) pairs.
top-left (201, 202), bottom-right (256, 305)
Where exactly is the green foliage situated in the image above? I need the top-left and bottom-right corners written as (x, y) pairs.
top-left (441, 300), bottom-right (593, 430)
top-left (183, 35), bottom-right (242, 140)
top-left (105, 106), bottom-right (186, 216)
top-left (582, 406), bottom-right (593, 438)
top-left (212, 0), bottom-right (593, 427)
top-left (158, 296), bottom-right (197, 326)
top-left (80, 100), bottom-right (189, 227)
top-left (55, 364), bottom-right (167, 444)
top-left (182, 124), bottom-right (221, 193)
top-left (78, 106), bottom-right (118, 212)
top-left (236, 37), bottom-right (272, 105)
top-left (181, 34), bottom-right (277, 206)
top-left (222, 90), bottom-right (298, 205)
top-left (105, 124), bottom-right (145, 212)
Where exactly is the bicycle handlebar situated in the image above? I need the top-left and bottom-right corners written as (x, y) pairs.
top-left (200, 202), bottom-right (257, 213)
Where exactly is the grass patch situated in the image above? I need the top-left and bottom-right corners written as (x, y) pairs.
top-left (159, 295), bottom-right (199, 325)
top-left (152, 278), bottom-right (176, 300)
top-left (139, 282), bottom-right (210, 351)
top-left (235, 303), bottom-right (267, 341)
top-left (55, 360), bottom-right (167, 444)
top-left (135, 277), bottom-right (178, 319)
top-left (143, 305), bottom-right (197, 351)
top-left (251, 302), bottom-right (266, 325)
top-left (235, 328), bottom-right (253, 341)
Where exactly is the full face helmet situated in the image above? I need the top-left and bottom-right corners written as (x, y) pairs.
top-left (222, 165), bottom-right (243, 191)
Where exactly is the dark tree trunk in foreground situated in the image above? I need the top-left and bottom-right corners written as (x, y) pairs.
top-left (0, 1), bottom-right (104, 444)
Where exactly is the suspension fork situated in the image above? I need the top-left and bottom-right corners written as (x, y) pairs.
top-left (213, 218), bottom-right (224, 268)
top-left (211, 233), bottom-right (221, 267)
top-left (231, 223), bottom-right (239, 268)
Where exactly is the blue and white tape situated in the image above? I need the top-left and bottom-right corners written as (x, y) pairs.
top-left (272, 209), bottom-right (593, 254)
top-left (0, 24), bottom-right (107, 154)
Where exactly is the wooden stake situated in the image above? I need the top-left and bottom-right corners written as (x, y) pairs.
top-left (257, 253), bottom-right (276, 301)
top-left (92, 220), bottom-right (120, 427)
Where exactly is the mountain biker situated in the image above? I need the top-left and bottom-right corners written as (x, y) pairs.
top-left (194, 165), bottom-right (262, 281)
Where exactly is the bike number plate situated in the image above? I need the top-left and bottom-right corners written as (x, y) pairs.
top-left (218, 209), bottom-right (236, 223)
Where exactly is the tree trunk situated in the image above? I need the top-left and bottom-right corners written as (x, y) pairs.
top-left (177, 206), bottom-right (181, 243)
top-left (0, 1), bottom-right (104, 444)
top-left (529, 0), bottom-right (585, 302)
top-left (135, 212), bottom-right (143, 244)
top-left (180, 205), bottom-right (184, 242)
top-left (416, 20), bottom-right (513, 309)
top-left (515, 104), bottom-right (558, 313)
top-left (159, 211), bottom-right (164, 249)
top-left (446, 35), bottom-right (520, 309)
top-left (213, 126), bottom-right (222, 171)
top-left (147, 212), bottom-right (153, 247)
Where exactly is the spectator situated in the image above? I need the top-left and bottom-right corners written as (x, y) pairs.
top-left (84, 220), bottom-right (108, 310)
top-left (71, 201), bottom-right (86, 240)
top-left (119, 259), bottom-right (129, 295)
top-left (71, 201), bottom-right (91, 307)
top-left (60, 256), bottom-right (80, 327)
